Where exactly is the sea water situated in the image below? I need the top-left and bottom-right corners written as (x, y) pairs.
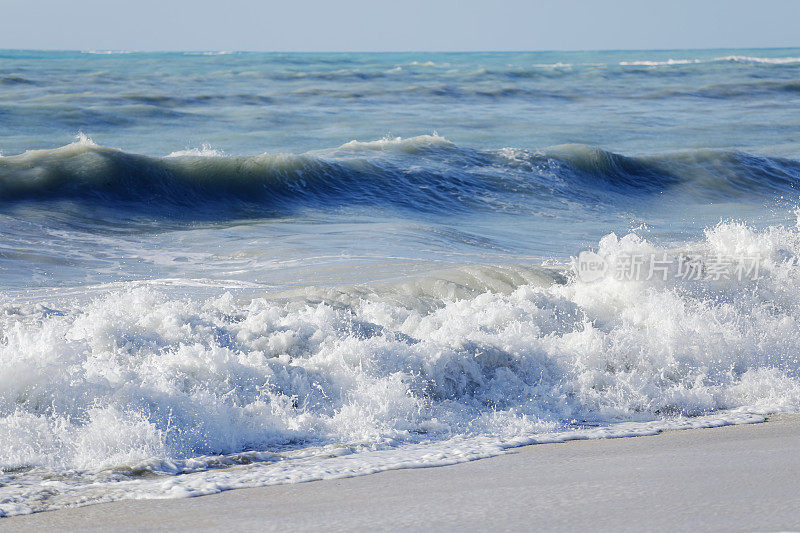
top-left (1, 49), bottom-right (800, 515)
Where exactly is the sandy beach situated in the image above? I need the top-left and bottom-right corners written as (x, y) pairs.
top-left (2, 415), bottom-right (798, 532)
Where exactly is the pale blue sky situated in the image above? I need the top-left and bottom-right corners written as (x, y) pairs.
top-left (1, 0), bottom-right (798, 52)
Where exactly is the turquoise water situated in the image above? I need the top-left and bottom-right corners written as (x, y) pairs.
top-left (2, 49), bottom-right (800, 515)
top-left (3, 49), bottom-right (800, 156)
top-left (2, 49), bottom-right (800, 290)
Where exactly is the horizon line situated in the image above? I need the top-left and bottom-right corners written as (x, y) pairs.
top-left (1, 45), bottom-right (799, 54)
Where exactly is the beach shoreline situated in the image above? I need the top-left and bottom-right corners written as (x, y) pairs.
top-left (4, 414), bottom-right (799, 532)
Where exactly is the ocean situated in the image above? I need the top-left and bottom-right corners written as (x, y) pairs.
top-left (2, 48), bottom-right (800, 515)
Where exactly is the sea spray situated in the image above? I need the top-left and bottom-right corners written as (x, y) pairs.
top-left (2, 221), bottom-right (800, 515)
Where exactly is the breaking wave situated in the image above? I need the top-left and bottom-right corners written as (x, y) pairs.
top-left (0, 136), bottom-right (798, 222)
top-left (1, 219), bottom-right (800, 514)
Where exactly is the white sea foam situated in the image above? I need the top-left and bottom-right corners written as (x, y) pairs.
top-left (532, 62), bottom-right (572, 68)
top-left (1, 220), bottom-right (800, 515)
top-left (74, 131), bottom-right (97, 146)
top-left (618, 56), bottom-right (800, 67)
top-left (82, 50), bottom-right (137, 55)
top-left (166, 143), bottom-right (225, 157)
top-left (619, 59), bottom-right (701, 66)
top-left (718, 55), bottom-right (800, 65)
top-left (337, 133), bottom-right (451, 151)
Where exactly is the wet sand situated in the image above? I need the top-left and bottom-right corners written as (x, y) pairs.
top-left (3, 415), bottom-right (800, 532)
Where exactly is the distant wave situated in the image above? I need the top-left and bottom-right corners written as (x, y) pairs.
top-left (720, 55), bottom-right (800, 64)
top-left (619, 59), bottom-right (703, 66)
top-left (81, 50), bottom-right (138, 55)
top-left (619, 55), bottom-right (800, 67)
top-left (0, 135), bottom-right (798, 220)
top-left (652, 79), bottom-right (800, 100)
top-left (0, 75), bottom-right (37, 85)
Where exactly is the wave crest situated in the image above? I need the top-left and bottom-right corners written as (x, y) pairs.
top-left (0, 137), bottom-right (798, 221)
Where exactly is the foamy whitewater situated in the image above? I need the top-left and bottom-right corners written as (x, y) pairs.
top-left (2, 48), bottom-right (800, 516)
